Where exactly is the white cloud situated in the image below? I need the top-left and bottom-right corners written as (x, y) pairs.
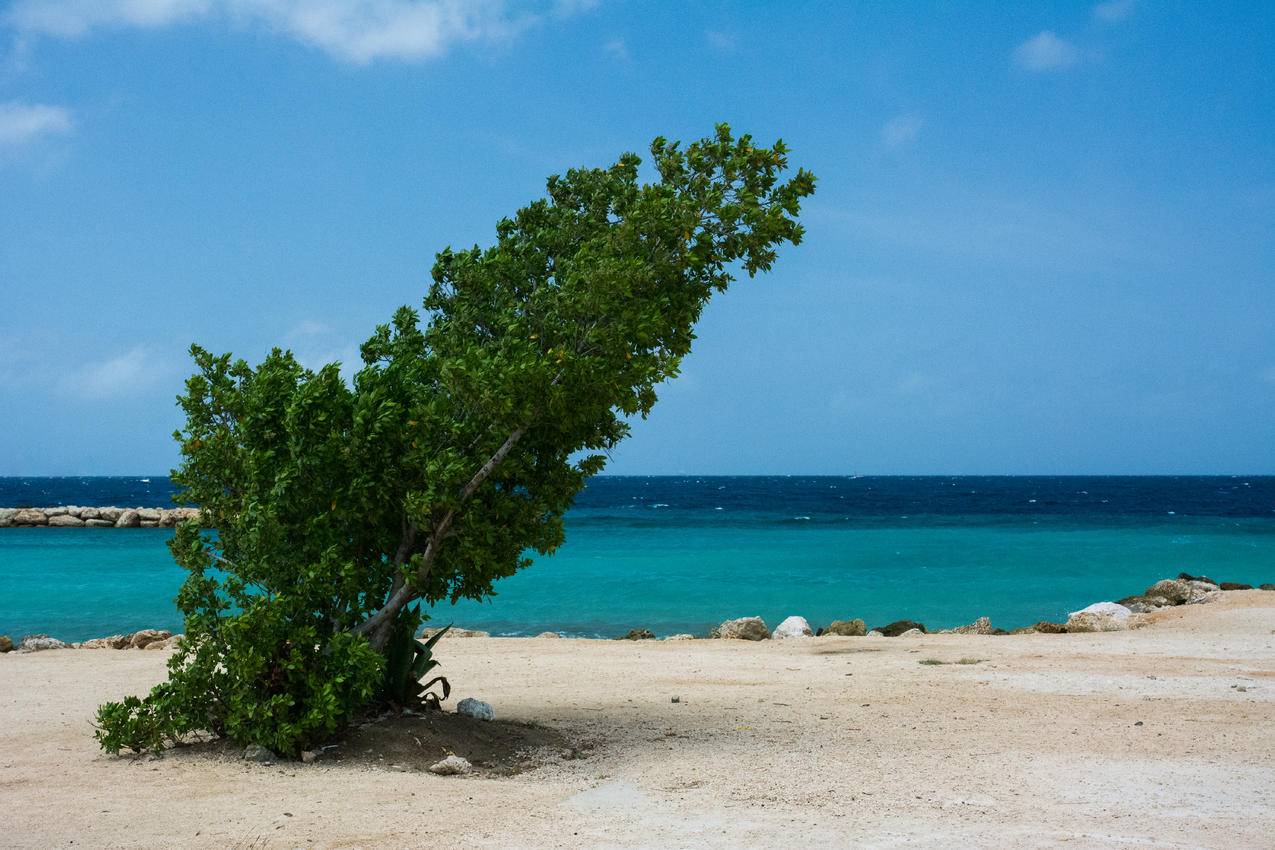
top-left (603, 37), bottom-right (627, 61)
top-left (881, 113), bottom-right (923, 149)
top-left (4, 0), bottom-right (591, 64)
top-left (706, 30), bottom-right (737, 53)
top-left (1093, 0), bottom-right (1135, 23)
top-left (0, 100), bottom-right (73, 146)
top-left (1013, 31), bottom-right (1081, 72)
top-left (60, 346), bottom-right (175, 400)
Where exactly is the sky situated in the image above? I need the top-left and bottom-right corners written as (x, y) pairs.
top-left (1, 0), bottom-right (1272, 476)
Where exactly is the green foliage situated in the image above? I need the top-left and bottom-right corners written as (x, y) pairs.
top-left (94, 125), bottom-right (814, 758)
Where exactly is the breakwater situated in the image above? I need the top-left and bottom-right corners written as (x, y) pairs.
top-left (0, 507), bottom-right (199, 528)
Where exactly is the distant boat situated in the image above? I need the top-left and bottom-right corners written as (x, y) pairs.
top-left (140, 478), bottom-right (150, 483)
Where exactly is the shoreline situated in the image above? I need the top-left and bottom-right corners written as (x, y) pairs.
top-left (5, 572), bottom-right (1271, 654)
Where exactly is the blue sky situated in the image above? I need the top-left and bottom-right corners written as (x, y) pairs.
top-left (1, 0), bottom-right (1272, 475)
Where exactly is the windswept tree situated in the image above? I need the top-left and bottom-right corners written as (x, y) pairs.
top-left (95, 125), bottom-right (815, 757)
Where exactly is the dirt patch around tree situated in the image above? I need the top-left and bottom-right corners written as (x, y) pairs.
top-left (166, 710), bottom-right (579, 776)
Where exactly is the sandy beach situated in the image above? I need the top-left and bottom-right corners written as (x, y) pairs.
top-left (2, 591), bottom-right (1273, 849)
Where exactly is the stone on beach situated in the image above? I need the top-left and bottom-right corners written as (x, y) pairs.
top-left (0, 635), bottom-right (12, 653)
top-left (115, 510), bottom-right (141, 528)
top-left (0, 508), bottom-right (15, 527)
top-left (129, 629), bottom-right (172, 649)
top-left (663, 634), bottom-right (696, 641)
top-left (1066, 602), bottom-right (1134, 632)
top-left (771, 616), bottom-right (814, 639)
top-left (48, 514), bottom-right (85, 527)
top-left (429, 755), bottom-right (471, 776)
top-left (535, 631), bottom-right (562, 639)
top-left (243, 745), bottom-right (276, 764)
top-left (715, 617), bottom-right (770, 640)
top-left (617, 629), bottom-right (655, 640)
top-left (457, 698), bottom-right (495, 721)
top-left (952, 616), bottom-right (995, 635)
top-left (1219, 582), bottom-right (1254, 591)
top-left (97, 507), bottom-right (123, 523)
top-left (821, 619), bottom-right (866, 637)
top-left (874, 620), bottom-right (928, 637)
top-left (11, 509), bottom-right (48, 526)
top-left (17, 634), bottom-right (67, 652)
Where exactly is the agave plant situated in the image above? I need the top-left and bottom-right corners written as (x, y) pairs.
top-left (381, 607), bottom-right (451, 709)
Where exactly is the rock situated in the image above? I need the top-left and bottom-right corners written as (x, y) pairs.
top-left (422, 627), bottom-right (490, 638)
top-left (0, 508), bottom-right (16, 527)
top-left (137, 508), bottom-right (161, 522)
top-left (1009, 626), bottom-right (1037, 635)
top-left (129, 629), bottom-right (172, 649)
top-left (79, 507), bottom-right (100, 520)
top-left (822, 619), bottom-right (866, 637)
top-left (1143, 579), bottom-right (1195, 606)
top-left (1178, 571), bottom-right (1217, 585)
top-left (1121, 598), bottom-right (1164, 614)
top-left (875, 620), bottom-right (928, 637)
top-left (115, 509), bottom-right (141, 528)
top-left (429, 755), bottom-right (471, 776)
top-left (1031, 621), bottom-right (1068, 633)
top-left (1066, 602), bottom-right (1133, 633)
top-left (48, 514), bottom-right (85, 527)
top-left (715, 616), bottom-right (770, 641)
top-left (97, 507), bottom-right (123, 523)
top-left (535, 631), bottom-right (561, 639)
top-left (78, 634), bottom-right (131, 649)
top-left (12, 508), bottom-right (48, 526)
top-left (0, 635), bottom-right (12, 652)
top-left (456, 698), bottom-right (494, 721)
top-left (44, 506), bottom-right (68, 517)
top-left (84, 519), bottom-right (115, 528)
top-left (139, 520), bottom-right (160, 528)
top-left (1219, 582), bottom-right (1253, 591)
top-left (771, 615), bottom-right (814, 639)
top-left (243, 744), bottom-right (276, 763)
top-left (301, 750), bottom-right (320, 763)
top-left (663, 634), bottom-right (696, 641)
top-left (17, 634), bottom-right (67, 652)
top-left (899, 628), bottom-right (925, 637)
top-left (617, 628), bottom-right (655, 640)
top-left (866, 630), bottom-right (884, 637)
top-left (952, 616), bottom-right (995, 635)
top-left (1261, 584), bottom-right (1275, 591)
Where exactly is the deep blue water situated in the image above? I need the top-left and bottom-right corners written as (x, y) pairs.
top-left (2, 476), bottom-right (1273, 640)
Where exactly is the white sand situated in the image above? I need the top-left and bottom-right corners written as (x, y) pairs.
top-left (2, 592), bottom-right (1273, 849)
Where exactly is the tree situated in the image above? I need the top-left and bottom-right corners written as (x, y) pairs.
top-left (94, 125), bottom-right (815, 757)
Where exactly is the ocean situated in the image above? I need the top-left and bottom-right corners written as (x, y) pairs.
top-left (2, 476), bottom-right (1272, 641)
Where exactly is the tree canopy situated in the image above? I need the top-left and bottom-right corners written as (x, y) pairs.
top-left (95, 124), bottom-right (815, 757)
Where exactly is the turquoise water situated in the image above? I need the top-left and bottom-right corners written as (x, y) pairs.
top-left (3, 494), bottom-right (1272, 640)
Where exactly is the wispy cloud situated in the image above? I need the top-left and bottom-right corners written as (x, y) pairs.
top-left (1013, 30), bottom-right (1081, 72)
top-left (1093, 0), bottom-right (1135, 24)
top-left (0, 100), bottom-right (73, 146)
top-left (58, 346), bottom-right (179, 400)
top-left (881, 113), bottom-right (923, 149)
top-left (4, 0), bottom-right (594, 64)
top-left (706, 30), bottom-right (738, 53)
top-left (603, 37), bottom-right (628, 61)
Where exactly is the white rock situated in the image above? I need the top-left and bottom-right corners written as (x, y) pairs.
top-left (17, 634), bottom-right (67, 652)
top-left (866, 630), bottom-right (884, 638)
top-left (662, 634), bottom-right (696, 641)
top-left (534, 631), bottom-right (561, 639)
top-left (429, 755), bottom-right (471, 776)
top-left (1069, 601), bottom-right (1132, 620)
top-left (1066, 602), bottom-right (1134, 633)
top-left (899, 628), bottom-right (925, 637)
top-left (456, 698), bottom-right (494, 721)
top-left (715, 616), bottom-right (770, 640)
top-left (771, 615), bottom-right (814, 639)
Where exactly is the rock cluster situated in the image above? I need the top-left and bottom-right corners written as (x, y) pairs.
top-left (0, 506), bottom-right (200, 528)
top-left (77, 630), bottom-right (180, 650)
